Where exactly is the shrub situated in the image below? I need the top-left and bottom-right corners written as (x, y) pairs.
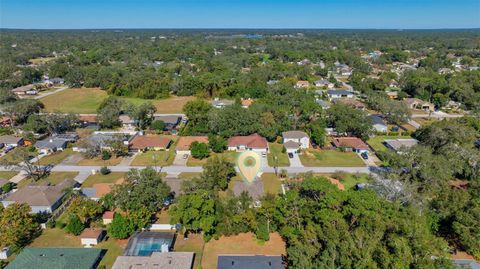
top-left (150, 120), bottom-right (166, 132)
top-left (65, 214), bottom-right (85, 236)
top-left (100, 166), bottom-right (111, 175)
top-left (1, 182), bottom-right (14, 194)
top-left (107, 214), bottom-right (135, 239)
top-left (190, 141), bottom-right (209, 159)
top-left (332, 171), bottom-right (348, 181)
top-left (101, 150), bottom-right (112, 160)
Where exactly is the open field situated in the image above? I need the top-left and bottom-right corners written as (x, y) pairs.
top-left (187, 151), bottom-right (239, 167)
top-left (313, 173), bottom-right (370, 190)
top-left (267, 143), bottom-right (290, 167)
top-left (17, 172), bottom-right (78, 188)
top-left (299, 149), bottom-right (365, 167)
top-left (174, 233), bottom-right (205, 269)
top-left (29, 57), bottom-right (56, 65)
top-left (81, 172), bottom-right (125, 187)
top-left (30, 228), bottom-right (124, 269)
top-left (261, 173), bottom-right (283, 195)
top-left (367, 135), bottom-right (413, 153)
top-left (131, 150), bottom-right (175, 166)
top-left (202, 232), bottom-right (286, 269)
top-left (41, 88), bottom-right (108, 114)
top-left (37, 148), bottom-right (74, 165)
top-left (41, 87), bottom-right (195, 114)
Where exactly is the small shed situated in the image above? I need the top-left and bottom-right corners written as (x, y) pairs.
top-left (80, 229), bottom-right (104, 247)
top-left (103, 211), bottom-right (115, 225)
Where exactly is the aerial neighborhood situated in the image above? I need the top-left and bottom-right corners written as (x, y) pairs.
top-left (0, 29), bottom-right (479, 269)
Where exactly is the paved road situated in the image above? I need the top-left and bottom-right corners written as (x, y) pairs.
top-left (411, 112), bottom-right (464, 119)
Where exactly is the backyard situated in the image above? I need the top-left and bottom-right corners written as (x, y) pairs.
top-left (261, 173), bottom-right (283, 195)
top-left (202, 232), bottom-right (286, 269)
top-left (299, 149), bottom-right (365, 167)
top-left (267, 143), bottom-right (290, 167)
top-left (174, 233), bottom-right (205, 269)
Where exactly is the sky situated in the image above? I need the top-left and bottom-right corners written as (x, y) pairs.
top-left (1, 0), bottom-right (479, 29)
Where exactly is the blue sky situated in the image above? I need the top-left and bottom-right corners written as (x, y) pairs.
top-left (1, 0), bottom-right (479, 29)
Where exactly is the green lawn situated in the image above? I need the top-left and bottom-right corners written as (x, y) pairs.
top-left (41, 88), bottom-right (108, 114)
top-left (177, 172), bottom-right (202, 179)
top-left (267, 143), bottom-right (290, 167)
top-left (299, 149), bottom-right (365, 167)
top-left (0, 148), bottom-right (37, 164)
top-left (0, 171), bottom-right (18, 180)
top-left (81, 172), bottom-right (125, 187)
top-left (187, 151), bottom-right (239, 167)
top-left (77, 156), bottom-right (123, 166)
top-left (30, 228), bottom-right (123, 269)
top-left (367, 135), bottom-right (413, 153)
top-left (341, 173), bottom-right (370, 189)
top-left (131, 150), bottom-right (175, 166)
top-left (37, 148), bottom-right (74, 165)
top-left (174, 233), bottom-right (205, 269)
top-left (261, 173), bottom-right (283, 195)
top-left (17, 172), bottom-right (79, 188)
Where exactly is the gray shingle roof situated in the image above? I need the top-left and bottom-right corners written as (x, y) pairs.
top-left (217, 255), bottom-right (284, 269)
top-left (112, 252), bottom-right (194, 269)
top-left (282, 131), bottom-right (308, 140)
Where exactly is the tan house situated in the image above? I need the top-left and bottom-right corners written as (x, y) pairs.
top-left (403, 98), bottom-right (434, 112)
top-left (175, 136), bottom-right (209, 155)
top-left (129, 135), bottom-right (171, 152)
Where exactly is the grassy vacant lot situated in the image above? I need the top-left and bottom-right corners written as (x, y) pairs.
top-left (174, 233), bottom-right (205, 269)
top-left (41, 87), bottom-right (195, 114)
top-left (131, 150), bottom-right (175, 166)
top-left (17, 172), bottom-right (78, 188)
top-left (261, 173), bottom-right (283, 195)
top-left (202, 232), bottom-right (286, 269)
top-left (41, 88), bottom-right (108, 114)
top-left (314, 173), bottom-right (370, 190)
top-left (367, 135), bottom-right (413, 153)
top-left (81, 172), bottom-right (125, 188)
top-left (37, 148), bottom-right (74, 165)
top-left (77, 156), bottom-right (123, 166)
top-left (187, 151), bottom-right (239, 167)
top-left (0, 148), bottom-right (36, 164)
top-left (0, 171), bottom-right (18, 180)
top-left (267, 143), bottom-right (290, 167)
top-left (299, 149), bottom-right (365, 167)
top-left (30, 228), bottom-right (124, 269)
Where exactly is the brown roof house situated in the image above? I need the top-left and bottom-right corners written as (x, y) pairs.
top-left (1, 179), bottom-right (75, 213)
top-left (228, 133), bottom-right (268, 153)
top-left (129, 135), bottom-right (171, 152)
top-left (175, 136), bottom-right (209, 155)
top-left (332, 137), bottom-right (369, 154)
top-left (11, 84), bottom-right (37, 96)
top-left (80, 229), bottom-right (105, 247)
top-left (403, 98), bottom-right (434, 112)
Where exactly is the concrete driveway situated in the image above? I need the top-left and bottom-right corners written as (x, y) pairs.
top-left (289, 152), bottom-right (303, 167)
top-left (173, 153), bottom-right (188, 166)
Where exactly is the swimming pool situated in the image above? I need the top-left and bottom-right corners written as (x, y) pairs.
top-left (123, 232), bottom-right (175, 256)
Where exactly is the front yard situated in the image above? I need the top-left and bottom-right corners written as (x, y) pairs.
top-left (131, 150), bottom-right (175, 166)
top-left (77, 156), bottom-right (123, 166)
top-left (0, 171), bottom-right (18, 180)
top-left (81, 172), bottom-right (125, 187)
top-left (267, 143), bottom-right (290, 167)
top-left (17, 172), bottom-right (79, 188)
top-left (299, 149), bottom-right (365, 167)
top-left (187, 151), bottom-right (239, 167)
top-left (37, 148), bottom-right (74, 165)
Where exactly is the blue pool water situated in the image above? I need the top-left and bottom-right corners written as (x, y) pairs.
top-left (133, 242), bottom-right (162, 256)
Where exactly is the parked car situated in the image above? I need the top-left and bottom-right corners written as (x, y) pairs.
top-left (183, 154), bottom-right (188, 159)
top-left (288, 152), bottom-right (294, 158)
top-left (361, 152), bottom-right (368, 160)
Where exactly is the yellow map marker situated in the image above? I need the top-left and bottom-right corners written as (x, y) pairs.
top-left (237, 151), bottom-right (262, 184)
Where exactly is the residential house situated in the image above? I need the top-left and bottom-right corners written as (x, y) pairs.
top-left (383, 138), bottom-right (418, 153)
top-left (129, 135), bottom-right (171, 152)
top-left (314, 79), bottom-right (334, 89)
top-left (11, 84), bottom-right (37, 96)
top-left (102, 211), bottom-right (115, 225)
top-left (154, 115), bottom-right (182, 131)
top-left (332, 137), bottom-right (369, 154)
top-left (386, 91), bottom-right (398, 99)
top-left (327, 90), bottom-right (354, 100)
top-left (227, 134), bottom-right (268, 153)
top-left (335, 63), bottom-right (353, 76)
top-left (1, 179), bottom-right (76, 213)
top-left (388, 79), bottom-right (399, 88)
top-left (334, 98), bottom-right (366, 110)
top-left (370, 115), bottom-right (388, 133)
top-left (295, 80), bottom-right (310, 89)
top-left (119, 115), bottom-right (136, 129)
top-left (210, 98), bottom-right (235, 109)
top-left (6, 248), bottom-right (103, 269)
top-left (35, 137), bottom-right (68, 154)
top-left (175, 136), bottom-right (209, 155)
top-left (0, 116), bottom-right (12, 128)
top-left (80, 229), bottom-right (104, 247)
top-left (0, 135), bottom-right (24, 147)
top-left (82, 179), bottom-right (124, 201)
top-left (297, 59), bottom-right (311, 66)
top-left (217, 255), bottom-right (285, 269)
top-left (78, 115), bottom-right (98, 128)
top-left (282, 131), bottom-right (309, 152)
top-left (112, 252), bottom-right (194, 269)
top-left (316, 99), bottom-right (331, 110)
top-left (403, 98), bottom-right (434, 112)
top-left (241, 98), bottom-right (253, 108)
top-left (76, 133), bottom-right (131, 152)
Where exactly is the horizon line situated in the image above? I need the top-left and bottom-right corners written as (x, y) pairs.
top-left (1, 27), bottom-right (480, 31)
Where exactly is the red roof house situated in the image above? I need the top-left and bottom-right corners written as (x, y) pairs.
top-left (332, 137), bottom-right (369, 153)
top-left (227, 134), bottom-right (268, 152)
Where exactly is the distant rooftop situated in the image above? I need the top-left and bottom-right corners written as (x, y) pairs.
top-left (217, 255), bottom-right (284, 269)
